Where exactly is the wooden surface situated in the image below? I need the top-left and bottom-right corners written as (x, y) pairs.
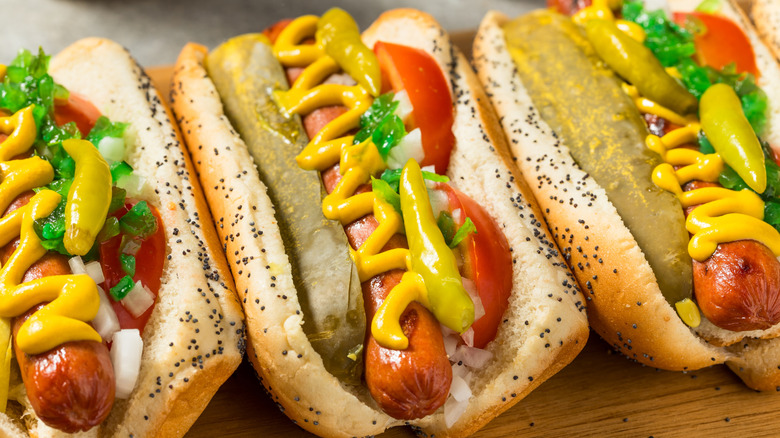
top-left (147, 28), bottom-right (780, 435)
top-left (184, 335), bottom-right (780, 438)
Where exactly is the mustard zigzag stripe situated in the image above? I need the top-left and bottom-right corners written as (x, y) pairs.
top-left (0, 106), bottom-right (100, 355)
top-left (272, 17), bottom-right (427, 349)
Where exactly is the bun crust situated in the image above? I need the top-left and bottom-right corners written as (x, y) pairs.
top-left (752, 0), bottom-right (780, 64)
top-left (473, 1), bottom-right (780, 390)
top-left (172, 9), bottom-right (588, 438)
top-left (0, 38), bottom-right (245, 437)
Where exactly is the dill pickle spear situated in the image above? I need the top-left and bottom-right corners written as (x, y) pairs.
top-left (207, 34), bottom-right (365, 382)
top-left (503, 10), bottom-right (692, 305)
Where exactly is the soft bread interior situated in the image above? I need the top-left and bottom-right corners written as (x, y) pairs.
top-left (753, 0), bottom-right (780, 64)
top-left (172, 8), bottom-right (588, 438)
top-left (0, 38), bottom-right (245, 437)
top-left (473, 2), bottom-right (780, 389)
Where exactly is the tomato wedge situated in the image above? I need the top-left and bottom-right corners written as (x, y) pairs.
top-left (100, 202), bottom-right (165, 332)
top-left (263, 18), bottom-right (294, 44)
top-left (54, 92), bottom-right (101, 136)
top-left (547, 0), bottom-right (593, 15)
top-left (437, 183), bottom-right (513, 349)
top-left (673, 12), bottom-right (759, 77)
top-left (374, 41), bottom-right (455, 174)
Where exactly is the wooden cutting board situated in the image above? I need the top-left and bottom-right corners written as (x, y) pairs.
top-left (147, 35), bottom-right (780, 435)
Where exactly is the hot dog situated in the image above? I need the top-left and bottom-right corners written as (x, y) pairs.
top-left (473, 0), bottom-right (780, 388)
top-left (171, 8), bottom-right (589, 437)
top-left (0, 38), bottom-right (244, 437)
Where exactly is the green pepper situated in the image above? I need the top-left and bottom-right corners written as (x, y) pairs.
top-left (62, 139), bottom-right (112, 256)
top-left (585, 19), bottom-right (698, 115)
top-left (316, 8), bottom-right (382, 96)
top-left (400, 159), bottom-right (474, 333)
top-left (110, 275), bottom-right (135, 301)
top-left (700, 83), bottom-right (766, 193)
top-left (120, 253), bottom-right (136, 277)
top-left (119, 201), bottom-right (158, 238)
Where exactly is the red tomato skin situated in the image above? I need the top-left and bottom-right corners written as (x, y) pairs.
top-left (263, 19), bottom-right (294, 44)
top-left (373, 41), bottom-right (455, 174)
top-left (673, 12), bottom-right (759, 77)
top-left (54, 92), bottom-right (101, 136)
top-left (437, 184), bottom-right (513, 349)
top-left (547, 0), bottom-right (592, 15)
top-left (100, 203), bottom-right (165, 332)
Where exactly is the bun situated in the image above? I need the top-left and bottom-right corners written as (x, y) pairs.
top-left (473, 0), bottom-right (780, 390)
top-left (171, 9), bottom-right (588, 437)
top-left (0, 38), bottom-right (245, 437)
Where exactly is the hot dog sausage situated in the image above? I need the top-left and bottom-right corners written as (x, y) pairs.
top-left (683, 181), bottom-right (780, 331)
top-left (316, 121), bottom-right (452, 418)
top-left (3, 192), bottom-right (115, 433)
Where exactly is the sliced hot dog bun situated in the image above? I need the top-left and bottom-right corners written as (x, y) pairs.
top-left (0, 37), bottom-right (245, 437)
top-left (473, 1), bottom-right (780, 389)
top-left (172, 8), bottom-right (588, 438)
top-left (753, 0), bottom-right (780, 64)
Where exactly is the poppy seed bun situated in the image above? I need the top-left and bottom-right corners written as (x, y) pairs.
top-left (171, 8), bottom-right (588, 438)
top-left (473, 0), bottom-right (780, 390)
top-left (753, 0), bottom-right (780, 65)
top-left (0, 38), bottom-right (245, 437)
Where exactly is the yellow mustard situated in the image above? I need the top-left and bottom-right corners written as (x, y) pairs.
top-left (624, 78), bottom-right (780, 326)
top-left (0, 106), bottom-right (101, 355)
top-left (273, 15), bottom-right (466, 349)
top-left (573, 0), bottom-right (645, 42)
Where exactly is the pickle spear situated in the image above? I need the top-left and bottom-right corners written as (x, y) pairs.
top-left (207, 34), bottom-right (365, 382)
top-left (503, 10), bottom-right (693, 305)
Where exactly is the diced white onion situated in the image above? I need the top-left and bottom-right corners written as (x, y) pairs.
top-left (116, 173), bottom-right (147, 198)
top-left (110, 329), bottom-right (143, 399)
top-left (386, 128), bottom-right (424, 169)
top-left (84, 261), bottom-right (105, 284)
top-left (421, 165), bottom-right (436, 173)
top-left (461, 327), bottom-right (474, 348)
top-left (68, 256), bottom-right (86, 275)
top-left (428, 188), bottom-right (450, 219)
top-left (92, 286), bottom-right (120, 342)
top-left (462, 277), bottom-right (485, 322)
top-left (97, 136), bottom-right (125, 163)
top-left (120, 281), bottom-right (155, 318)
top-left (443, 333), bottom-right (460, 357)
top-left (444, 393), bottom-right (470, 428)
top-left (643, 0), bottom-right (671, 15)
top-left (451, 362), bottom-right (470, 380)
top-left (451, 344), bottom-right (493, 369)
top-left (323, 72), bottom-right (356, 86)
top-left (451, 208), bottom-right (462, 224)
top-left (392, 90), bottom-right (413, 122)
top-left (449, 374), bottom-right (473, 402)
top-left (122, 239), bottom-right (141, 256)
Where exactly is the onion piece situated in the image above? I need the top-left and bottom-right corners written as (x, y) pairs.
top-left (449, 374), bottom-right (472, 402)
top-left (443, 333), bottom-right (460, 357)
top-left (428, 188), bottom-right (450, 219)
top-left (462, 277), bottom-right (485, 322)
top-left (84, 261), bottom-right (105, 284)
top-left (451, 208), bottom-right (462, 224)
top-left (116, 173), bottom-right (147, 198)
top-left (393, 90), bottom-right (413, 122)
top-left (444, 394), bottom-right (469, 428)
top-left (110, 329), bottom-right (143, 399)
top-left (97, 136), bottom-right (125, 163)
top-left (451, 344), bottom-right (493, 369)
top-left (643, 0), bottom-right (672, 16)
top-left (68, 256), bottom-right (86, 275)
top-left (122, 239), bottom-right (141, 256)
top-left (461, 327), bottom-right (475, 348)
top-left (92, 286), bottom-right (120, 342)
top-left (386, 128), bottom-right (424, 169)
top-left (121, 281), bottom-right (155, 318)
